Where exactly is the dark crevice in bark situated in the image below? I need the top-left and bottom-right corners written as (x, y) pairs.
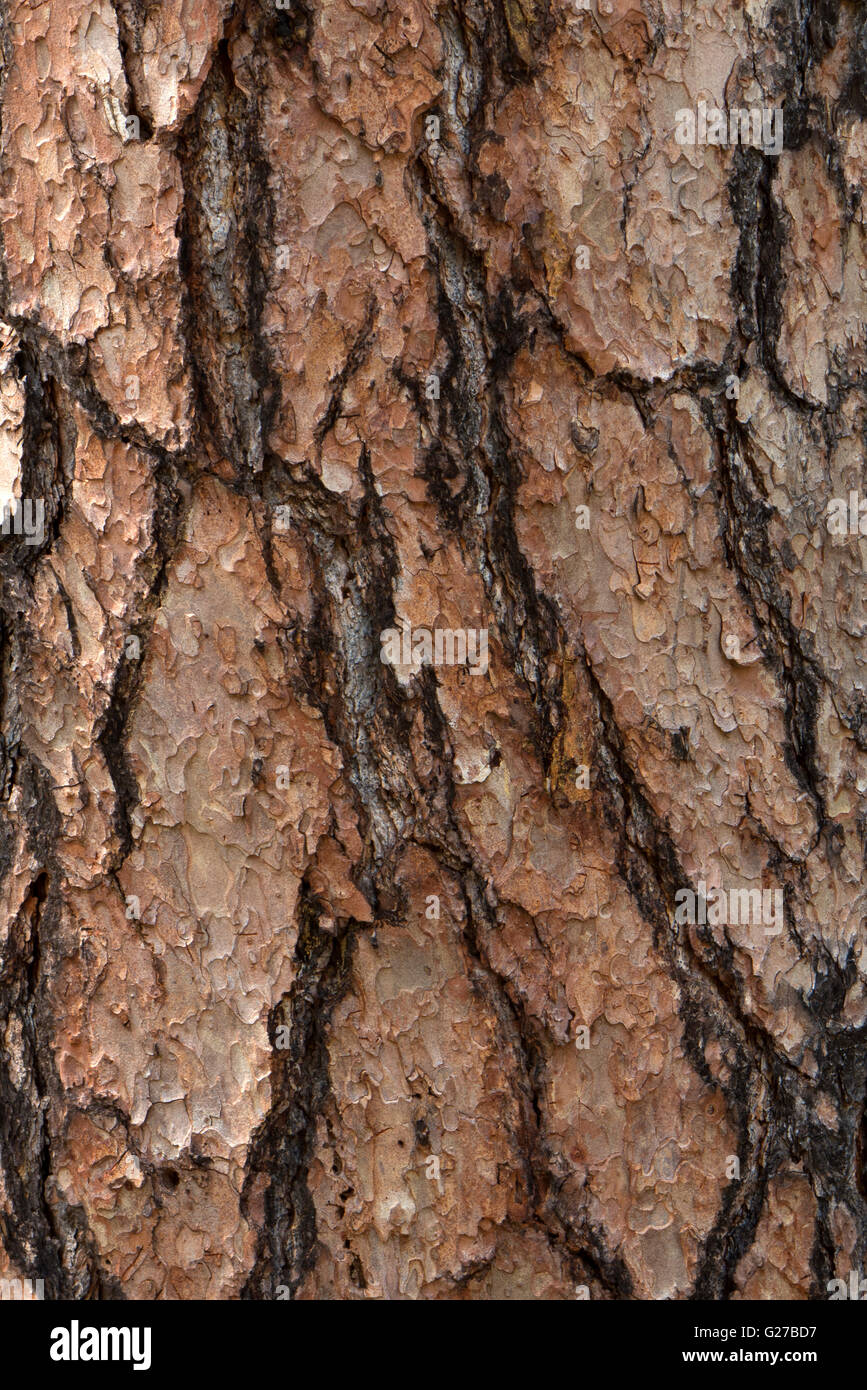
top-left (313, 301), bottom-right (378, 456)
top-left (107, 0), bottom-right (156, 140)
top-left (755, 0), bottom-right (858, 217)
top-left (0, 759), bottom-right (123, 1298)
top-left (692, 1087), bottom-right (775, 1299)
top-left (277, 448), bottom-right (425, 892)
top-left (403, 663), bottom-right (635, 1298)
top-left (241, 884), bottom-right (357, 1299)
top-left (0, 612), bottom-right (15, 801)
top-left (857, 1075), bottom-right (867, 1209)
top-left (839, 7), bottom-right (867, 120)
top-left (809, 1196), bottom-right (839, 1298)
top-left (0, 259), bottom-right (191, 468)
top-left (729, 148), bottom-right (833, 422)
top-left (711, 408), bottom-right (830, 834)
top-left (271, 0), bottom-right (313, 56)
top-left (0, 865), bottom-right (60, 1291)
top-left (584, 643), bottom-right (777, 1064)
top-left (0, 308), bottom-right (186, 890)
top-left (176, 31), bottom-right (279, 478)
top-left (457, 829), bottom-right (636, 1299)
top-left (435, 1251), bottom-right (496, 1294)
top-left (96, 463), bottom-right (186, 873)
top-left (15, 327), bottom-right (187, 469)
top-left (412, 177), bottom-right (565, 772)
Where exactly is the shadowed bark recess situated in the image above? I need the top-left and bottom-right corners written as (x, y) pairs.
top-left (0, 0), bottom-right (865, 1302)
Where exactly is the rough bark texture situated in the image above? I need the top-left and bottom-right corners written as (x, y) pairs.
top-left (0, 0), bottom-right (865, 1302)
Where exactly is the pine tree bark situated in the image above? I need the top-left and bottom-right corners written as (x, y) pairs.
top-left (0, 0), bottom-right (865, 1301)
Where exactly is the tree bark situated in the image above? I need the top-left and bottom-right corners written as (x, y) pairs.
top-left (0, 0), bottom-right (865, 1301)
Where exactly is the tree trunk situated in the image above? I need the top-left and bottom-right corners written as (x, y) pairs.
top-left (0, 0), bottom-right (865, 1301)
